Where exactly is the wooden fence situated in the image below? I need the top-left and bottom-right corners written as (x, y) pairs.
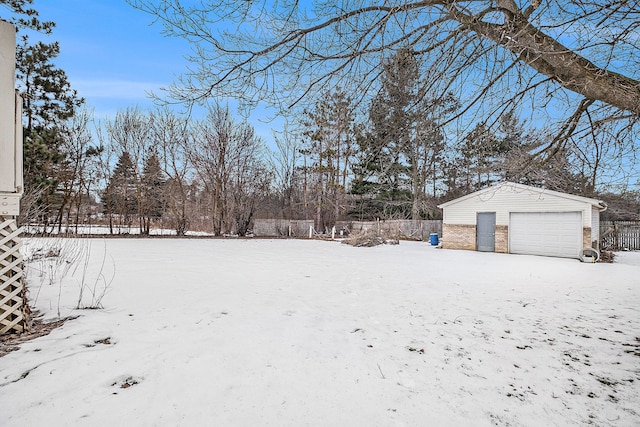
top-left (253, 219), bottom-right (442, 241)
top-left (600, 221), bottom-right (640, 251)
top-left (252, 219), bottom-right (316, 237)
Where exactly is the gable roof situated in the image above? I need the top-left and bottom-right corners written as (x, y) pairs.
top-left (437, 181), bottom-right (608, 211)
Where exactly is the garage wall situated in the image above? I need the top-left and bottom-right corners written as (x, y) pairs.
top-left (441, 224), bottom-right (476, 250)
top-left (442, 185), bottom-right (593, 227)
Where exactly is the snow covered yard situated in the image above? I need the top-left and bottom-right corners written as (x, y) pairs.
top-left (1, 239), bottom-right (639, 426)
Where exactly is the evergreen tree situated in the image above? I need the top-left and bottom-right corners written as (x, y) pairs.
top-left (18, 37), bottom-right (82, 131)
top-left (19, 37), bottom-right (84, 193)
top-left (450, 112), bottom-right (590, 197)
top-left (140, 152), bottom-right (166, 235)
top-left (301, 89), bottom-right (356, 230)
top-left (457, 123), bottom-right (498, 190)
top-left (364, 47), bottom-right (416, 203)
top-left (2, 2), bottom-right (85, 224)
top-left (491, 111), bottom-right (536, 183)
top-left (103, 152), bottom-right (138, 229)
top-left (0, 0), bottom-right (54, 33)
top-left (353, 48), bottom-right (457, 219)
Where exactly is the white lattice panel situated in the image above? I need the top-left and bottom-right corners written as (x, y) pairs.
top-left (0, 217), bottom-right (25, 334)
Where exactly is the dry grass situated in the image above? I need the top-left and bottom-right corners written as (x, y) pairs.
top-left (342, 230), bottom-right (400, 247)
top-left (599, 250), bottom-right (616, 263)
top-left (0, 315), bottom-right (75, 358)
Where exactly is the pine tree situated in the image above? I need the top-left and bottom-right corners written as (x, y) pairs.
top-left (2, 1), bottom-right (86, 225)
top-left (19, 37), bottom-right (84, 190)
top-left (457, 124), bottom-right (498, 190)
top-left (103, 152), bottom-right (138, 230)
top-left (140, 152), bottom-right (166, 235)
top-left (354, 48), bottom-right (457, 219)
top-left (366, 48), bottom-right (416, 203)
top-left (0, 0), bottom-right (55, 33)
top-left (301, 89), bottom-right (356, 230)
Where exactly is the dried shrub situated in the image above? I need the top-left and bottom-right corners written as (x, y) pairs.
top-left (342, 230), bottom-right (399, 247)
top-left (599, 250), bottom-right (615, 263)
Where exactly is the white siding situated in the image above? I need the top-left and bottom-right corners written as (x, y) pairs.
top-left (443, 185), bottom-right (593, 226)
top-left (0, 22), bottom-right (17, 193)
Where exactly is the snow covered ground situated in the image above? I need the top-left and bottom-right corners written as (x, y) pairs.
top-left (1, 239), bottom-right (639, 426)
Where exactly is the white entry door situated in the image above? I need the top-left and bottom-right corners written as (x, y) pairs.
top-left (509, 212), bottom-right (582, 258)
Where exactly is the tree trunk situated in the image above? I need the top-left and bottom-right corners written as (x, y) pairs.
top-left (462, 12), bottom-right (640, 116)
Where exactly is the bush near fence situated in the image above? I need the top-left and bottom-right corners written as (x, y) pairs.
top-left (253, 219), bottom-right (442, 241)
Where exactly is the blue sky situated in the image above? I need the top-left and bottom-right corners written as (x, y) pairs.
top-left (25, 0), bottom-right (282, 144)
top-left (32, 0), bottom-right (189, 118)
top-left (15, 1), bottom-right (638, 191)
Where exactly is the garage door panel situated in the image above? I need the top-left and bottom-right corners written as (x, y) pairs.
top-left (510, 212), bottom-right (582, 258)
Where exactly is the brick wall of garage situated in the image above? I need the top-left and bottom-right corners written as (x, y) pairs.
top-left (442, 224), bottom-right (476, 250)
top-left (584, 227), bottom-right (593, 249)
top-left (495, 225), bottom-right (508, 253)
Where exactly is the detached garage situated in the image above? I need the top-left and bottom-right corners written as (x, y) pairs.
top-left (437, 182), bottom-right (607, 259)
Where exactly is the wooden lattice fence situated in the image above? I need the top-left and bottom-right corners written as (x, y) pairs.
top-left (252, 219), bottom-right (316, 237)
top-left (600, 221), bottom-right (640, 251)
top-left (0, 217), bottom-right (26, 334)
top-left (252, 218), bottom-right (443, 241)
top-left (338, 220), bottom-right (442, 241)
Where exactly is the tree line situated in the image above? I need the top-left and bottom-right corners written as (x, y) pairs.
top-left (4, 0), bottom-right (640, 236)
top-left (18, 76), bottom-right (640, 235)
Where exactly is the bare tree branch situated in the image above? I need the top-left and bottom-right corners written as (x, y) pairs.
top-left (128, 0), bottom-right (640, 155)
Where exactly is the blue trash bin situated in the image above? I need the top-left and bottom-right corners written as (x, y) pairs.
top-left (429, 233), bottom-right (439, 246)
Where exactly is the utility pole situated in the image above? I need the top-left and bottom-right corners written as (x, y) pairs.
top-left (0, 20), bottom-right (26, 334)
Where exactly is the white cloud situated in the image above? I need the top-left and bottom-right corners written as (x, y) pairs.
top-left (73, 79), bottom-right (167, 100)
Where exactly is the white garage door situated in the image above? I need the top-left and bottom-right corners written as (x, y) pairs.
top-left (510, 212), bottom-right (582, 258)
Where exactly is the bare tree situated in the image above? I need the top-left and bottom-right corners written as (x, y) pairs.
top-left (189, 103), bottom-right (269, 235)
top-left (150, 108), bottom-right (192, 235)
top-left (51, 108), bottom-right (101, 233)
top-left (228, 143), bottom-right (272, 236)
top-left (565, 123), bottom-right (639, 194)
top-left (128, 0), bottom-right (640, 156)
top-left (268, 128), bottom-right (302, 219)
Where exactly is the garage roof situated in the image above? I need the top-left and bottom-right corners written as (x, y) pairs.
top-left (437, 181), bottom-right (608, 211)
